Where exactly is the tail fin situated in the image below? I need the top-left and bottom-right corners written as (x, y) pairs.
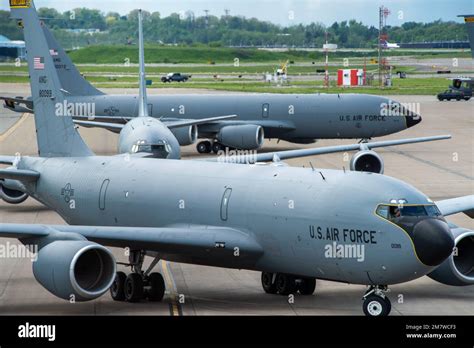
top-left (10, 0), bottom-right (93, 157)
top-left (459, 15), bottom-right (474, 59)
top-left (43, 25), bottom-right (104, 96)
top-left (137, 9), bottom-right (148, 117)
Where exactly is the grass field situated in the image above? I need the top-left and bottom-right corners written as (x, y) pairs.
top-left (0, 45), bottom-right (469, 95)
top-left (64, 45), bottom-right (473, 64)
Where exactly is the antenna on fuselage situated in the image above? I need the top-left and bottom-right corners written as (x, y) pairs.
top-left (137, 9), bottom-right (148, 118)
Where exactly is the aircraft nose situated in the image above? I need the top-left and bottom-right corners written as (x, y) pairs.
top-left (412, 219), bottom-right (454, 266)
top-left (405, 114), bottom-right (422, 128)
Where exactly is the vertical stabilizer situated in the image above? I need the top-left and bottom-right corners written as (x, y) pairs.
top-left (459, 15), bottom-right (474, 59)
top-left (137, 9), bottom-right (148, 117)
top-left (10, 0), bottom-right (93, 157)
top-left (43, 25), bottom-right (104, 96)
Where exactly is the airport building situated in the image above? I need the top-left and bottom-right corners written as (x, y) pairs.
top-left (0, 35), bottom-right (25, 60)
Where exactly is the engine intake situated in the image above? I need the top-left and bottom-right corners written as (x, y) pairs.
top-left (350, 150), bottom-right (384, 174)
top-left (428, 230), bottom-right (474, 286)
top-left (33, 241), bottom-right (116, 301)
top-left (170, 125), bottom-right (198, 146)
top-left (217, 124), bottom-right (264, 150)
top-left (0, 183), bottom-right (28, 204)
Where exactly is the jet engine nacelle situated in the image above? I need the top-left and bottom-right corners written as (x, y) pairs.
top-left (428, 229), bottom-right (474, 286)
top-left (0, 183), bottom-right (28, 204)
top-left (170, 125), bottom-right (198, 146)
top-left (350, 150), bottom-right (384, 174)
top-left (217, 125), bottom-right (264, 150)
top-left (33, 240), bottom-right (116, 301)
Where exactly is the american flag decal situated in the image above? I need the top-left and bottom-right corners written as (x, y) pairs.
top-left (34, 57), bottom-right (44, 70)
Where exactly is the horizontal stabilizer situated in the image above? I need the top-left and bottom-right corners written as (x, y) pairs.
top-left (0, 96), bottom-right (33, 109)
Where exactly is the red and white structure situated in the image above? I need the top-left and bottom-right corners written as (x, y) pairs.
top-left (337, 69), bottom-right (366, 87)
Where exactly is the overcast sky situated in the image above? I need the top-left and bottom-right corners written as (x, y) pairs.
top-left (0, 0), bottom-right (471, 26)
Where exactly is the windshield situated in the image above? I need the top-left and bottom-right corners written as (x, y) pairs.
top-left (376, 204), bottom-right (442, 221)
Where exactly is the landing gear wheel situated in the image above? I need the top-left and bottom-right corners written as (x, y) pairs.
top-left (147, 272), bottom-right (165, 302)
top-left (261, 272), bottom-right (277, 294)
top-left (110, 271), bottom-right (127, 301)
top-left (197, 141), bottom-right (212, 154)
top-left (363, 295), bottom-right (391, 317)
top-left (124, 273), bottom-right (144, 302)
top-left (298, 277), bottom-right (316, 295)
top-left (212, 142), bottom-right (224, 154)
top-left (275, 274), bottom-right (296, 295)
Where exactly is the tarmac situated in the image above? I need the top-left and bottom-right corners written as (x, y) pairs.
top-left (0, 85), bottom-right (472, 315)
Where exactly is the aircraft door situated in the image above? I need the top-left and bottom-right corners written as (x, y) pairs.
top-left (99, 179), bottom-right (110, 210)
top-left (220, 187), bottom-right (232, 221)
top-left (262, 103), bottom-right (270, 118)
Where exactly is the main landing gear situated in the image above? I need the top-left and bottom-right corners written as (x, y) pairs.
top-left (196, 140), bottom-right (227, 154)
top-left (261, 272), bottom-right (316, 296)
top-left (110, 250), bottom-right (165, 303)
top-left (362, 285), bottom-right (391, 317)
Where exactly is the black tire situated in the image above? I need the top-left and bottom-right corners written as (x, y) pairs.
top-left (261, 272), bottom-right (277, 294)
top-left (456, 97), bottom-right (461, 101)
top-left (298, 277), bottom-right (316, 295)
top-left (197, 141), bottom-right (211, 154)
top-left (124, 273), bottom-right (144, 302)
top-left (275, 274), bottom-right (296, 295)
top-left (110, 271), bottom-right (127, 301)
top-left (363, 295), bottom-right (391, 316)
top-left (147, 273), bottom-right (166, 301)
top-left (447, 98), bottom-right (451, 101)
top-left (212, 142), bottom-right (224, 154)
top-left (464, 97), bottom-right (471, 101)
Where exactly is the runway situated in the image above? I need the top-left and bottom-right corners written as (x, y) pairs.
top-left (0, 86), bottom-right (472, 315)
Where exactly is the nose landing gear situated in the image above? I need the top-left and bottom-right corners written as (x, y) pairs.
top-left (110, 250), bottom-right (166, 303)
top-left (362, 285), bottom-right (391, 316)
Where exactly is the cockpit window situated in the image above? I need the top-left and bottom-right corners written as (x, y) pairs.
top-left (130, 140), bottom-right (171, 158)
top-left (376, 204), bottom-right (442, 221)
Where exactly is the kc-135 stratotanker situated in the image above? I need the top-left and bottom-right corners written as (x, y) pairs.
top-left (1, 1), bottom-right (472, 317)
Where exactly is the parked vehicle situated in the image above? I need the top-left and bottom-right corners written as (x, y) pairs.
top-left (161, 73), bottom-right (191, 83)
top-left (437, 89), bottom-right (471, 101)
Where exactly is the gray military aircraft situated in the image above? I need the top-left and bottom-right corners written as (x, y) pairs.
top-left (73, 10), bottom-right (236, 161)
top-left (1, 2), bottom-right (422, 155)
top-left (1, 1), bottom-right (472, 317)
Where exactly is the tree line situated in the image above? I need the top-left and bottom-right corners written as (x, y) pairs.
top-left (0, 8), bottom-right (467, 49)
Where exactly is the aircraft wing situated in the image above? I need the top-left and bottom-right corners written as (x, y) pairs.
top-left (74, 120), bottom-right (124, 132)
top-left (205, 135), bottom-right (452, 163)
top-left (0, 156), bottom-right (16, 165)
top-left (162, 114), bottom-right (238, 129)
top-left (72, 115), bottom-right (131, 123)
top-left (436, 195), bottom-right (474, 218)
top-left (0, 223), bottom-right (263, 262)
top-left (0, 96), bottom-right (33, 110)
top-left (0, 168), bottom-right (39, 181)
